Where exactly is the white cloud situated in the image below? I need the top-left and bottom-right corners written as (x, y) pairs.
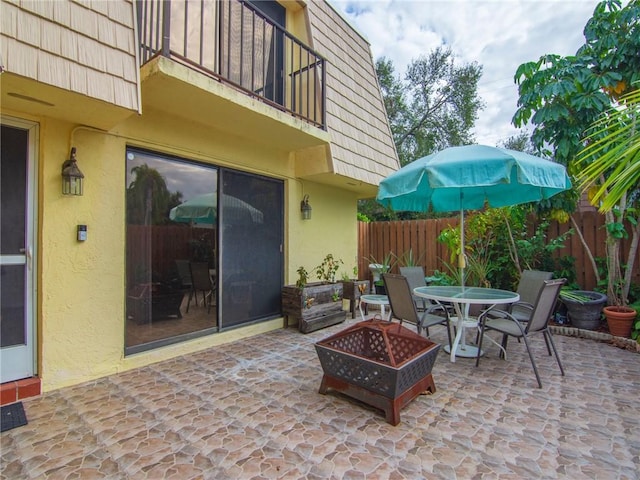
top-left (330, 0), bottom-right (600, 146)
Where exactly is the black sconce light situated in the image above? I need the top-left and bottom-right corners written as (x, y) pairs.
top-left (61, 147), bottom-right (84, 196)
top-left (301, 194), bottom-right (312, 220)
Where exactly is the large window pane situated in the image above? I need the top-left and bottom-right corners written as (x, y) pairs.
top-left (125, 148), bottom-right (218, 352)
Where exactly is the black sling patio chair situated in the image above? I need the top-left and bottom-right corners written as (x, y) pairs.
top-left (475, 278), bottom-right (566, 388)
top-left (383, 273), bottom-right (452, 349)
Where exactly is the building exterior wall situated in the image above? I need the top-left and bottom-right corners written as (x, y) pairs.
top-left (1, 0), bottom-right (397, 392)
top-left (1, 103), bottom-right (360, 391)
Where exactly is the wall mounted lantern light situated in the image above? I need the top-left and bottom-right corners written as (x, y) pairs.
top-left (61, 147), bottom-right (84, 196)
top-left (301, 194), bottom-right (312, 220)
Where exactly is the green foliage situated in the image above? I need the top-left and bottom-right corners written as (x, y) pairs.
top-left (296, 266), bottom-right (309, 289)
top-left (331, 289), bottom-right (341, 302)
top-left (575, 88), bottom-right (640, 211)
top-left (435, 207), bottom-right (578, 290)
top-left (314, 254), bottom-right (343, 284)
top-left (513, 0), bottom-right (640, 306)
top-left (559, 290), bottom-right (595, 304)
top-left (397, 47), bottom-right (484, 165)
top-left (555, 256), bottom-right (579, 289)
top-left (426, 269), bottom-right (457, 286)
top-left (498, 131), bottom-right (539, 155)
top-left (630, 298), bottom-right (640, 342)
top-left (356, 211), bottom-right (371, 222)
top-left (515, 221), bottom-right (574, 272)
top-left (127, 164), bottom-right (180, 225)
top-left (437, 226), bottom-right (461, 266)
top-left (513, 0), bottom-right (640, 165)
top-left (366, 252), bottom-right (397, 285)
top-left (398, 248), bottom-right (424, 267)
top-left (339, 265), bottom-right (359, 282)
top-left (366, 48), bottom-right (483, 222)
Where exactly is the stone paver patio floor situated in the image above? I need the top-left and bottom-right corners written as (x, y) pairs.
top-left (1, 317), bottom-right (639, 479)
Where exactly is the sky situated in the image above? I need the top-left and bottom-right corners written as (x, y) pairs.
top-left (329, 0), bottom-right (602, 147)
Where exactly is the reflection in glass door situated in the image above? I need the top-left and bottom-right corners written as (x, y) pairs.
top-left (1, 119), bottom-right (37, 382)
top-left (124, 148), bottom-right (284, 353)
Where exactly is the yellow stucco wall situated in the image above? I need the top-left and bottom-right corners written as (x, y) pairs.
top-left (7, 104), bottom-right (359, 392)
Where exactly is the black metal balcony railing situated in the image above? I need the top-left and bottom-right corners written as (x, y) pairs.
top-left (136, 0), bottom-right (326, 129)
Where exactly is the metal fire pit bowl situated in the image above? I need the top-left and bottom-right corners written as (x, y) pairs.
top-left (315, 319), bottom-right (440, 425)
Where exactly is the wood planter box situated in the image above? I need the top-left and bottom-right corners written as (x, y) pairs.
top-left (341, 280), bottom-right (370, 318)
top-left (282, 282), bottom-right (345, 333)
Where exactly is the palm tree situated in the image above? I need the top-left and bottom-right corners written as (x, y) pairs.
top-left (576, 88), bottom-right (640, 210)
top-left (574, 87), bottom-right (640, 305)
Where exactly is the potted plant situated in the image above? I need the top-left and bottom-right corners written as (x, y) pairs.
top-left (602, 280), bottom-right (637, 338)
top-left (340, 266), bottom-right (370, 319)
top-left (559, 289), bottom-right (607, 330)
top-left (282, 254), bottom-right (345, 333)
top-left (366, 252), bottom-right (397, 295)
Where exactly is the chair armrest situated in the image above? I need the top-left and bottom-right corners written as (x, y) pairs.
top-left (478, 308), bottom-right (527, 335)
top-left (511, 301), bottom-right (534, 310)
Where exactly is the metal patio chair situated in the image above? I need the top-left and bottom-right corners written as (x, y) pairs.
top-left (383, 273), bottom-right (452, 349)
top-left (399, 266), bottom-right (430, 311)
top-left (475, 278), bottom-right (566, 388)
top-left (508, 269), bottom-right (554, 323)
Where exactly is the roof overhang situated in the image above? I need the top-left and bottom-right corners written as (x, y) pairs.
top-left (0, 72), bottom-right (137, 130)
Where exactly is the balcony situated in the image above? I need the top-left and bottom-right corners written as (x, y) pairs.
top-left (136, 0), bottom-right (326, 130)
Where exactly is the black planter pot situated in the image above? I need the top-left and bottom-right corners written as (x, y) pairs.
top-left (562, 290), bottom-right (607, 330)
top-left (374, 283), bottom-right (387, 295)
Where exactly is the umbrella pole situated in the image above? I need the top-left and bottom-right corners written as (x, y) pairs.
top-left (459, 193), bottom-right (465, 288)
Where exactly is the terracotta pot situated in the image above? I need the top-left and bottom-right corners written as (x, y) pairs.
top-left (603, 306), bottom-right (637, 338)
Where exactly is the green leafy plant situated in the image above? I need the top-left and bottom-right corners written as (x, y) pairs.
top-left (559, 290), bottom-right (595, 304)
top-left (296, 266), bottom-right (309, 289)
top-left (340, 265), bottom-right (359, 281)
top-left (315, 254), bottom-right (343, 283)
top-left (398, 248), bottom-right (424, 267)
top-left (366, 252), bottom-right (397, 285)
top-left (331, 288), bottom-right (341, 302)
top-left (513, 1), bottom-right (640, 306)
top-left (426, 269), bottom-right (456, 286)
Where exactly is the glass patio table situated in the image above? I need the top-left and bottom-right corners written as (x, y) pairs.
top-left (413, 286), bottom-right (519, 363)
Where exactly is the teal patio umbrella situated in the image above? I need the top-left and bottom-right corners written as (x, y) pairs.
top-left (170, 193), bottom-right (263, 225)
top-left (376, 145), bottom-right (571, 284)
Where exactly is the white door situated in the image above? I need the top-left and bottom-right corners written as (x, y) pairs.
top-left (1, 117), bottom-right (37, 382)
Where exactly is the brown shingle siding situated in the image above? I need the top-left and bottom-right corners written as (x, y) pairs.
top-left (38, 50), bottom-right (71, 89)
top-left (305, 0), bottom-right (398, 186)
top-left (1, 0), bottom-right (138, 112)
top-left (16, 6), bottom-right (40, 47)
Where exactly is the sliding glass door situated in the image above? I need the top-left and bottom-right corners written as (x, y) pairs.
top-left (219, 169), bottom-right (283, 327)
top-left (125, 148), bottom-right (283, 353)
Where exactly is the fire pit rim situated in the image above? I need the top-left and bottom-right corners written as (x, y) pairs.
top-left (314, 318), bottom-right (438, 368)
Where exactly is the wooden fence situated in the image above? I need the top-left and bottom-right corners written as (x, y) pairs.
top-left (357, 211), bottom-right (640, 291)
